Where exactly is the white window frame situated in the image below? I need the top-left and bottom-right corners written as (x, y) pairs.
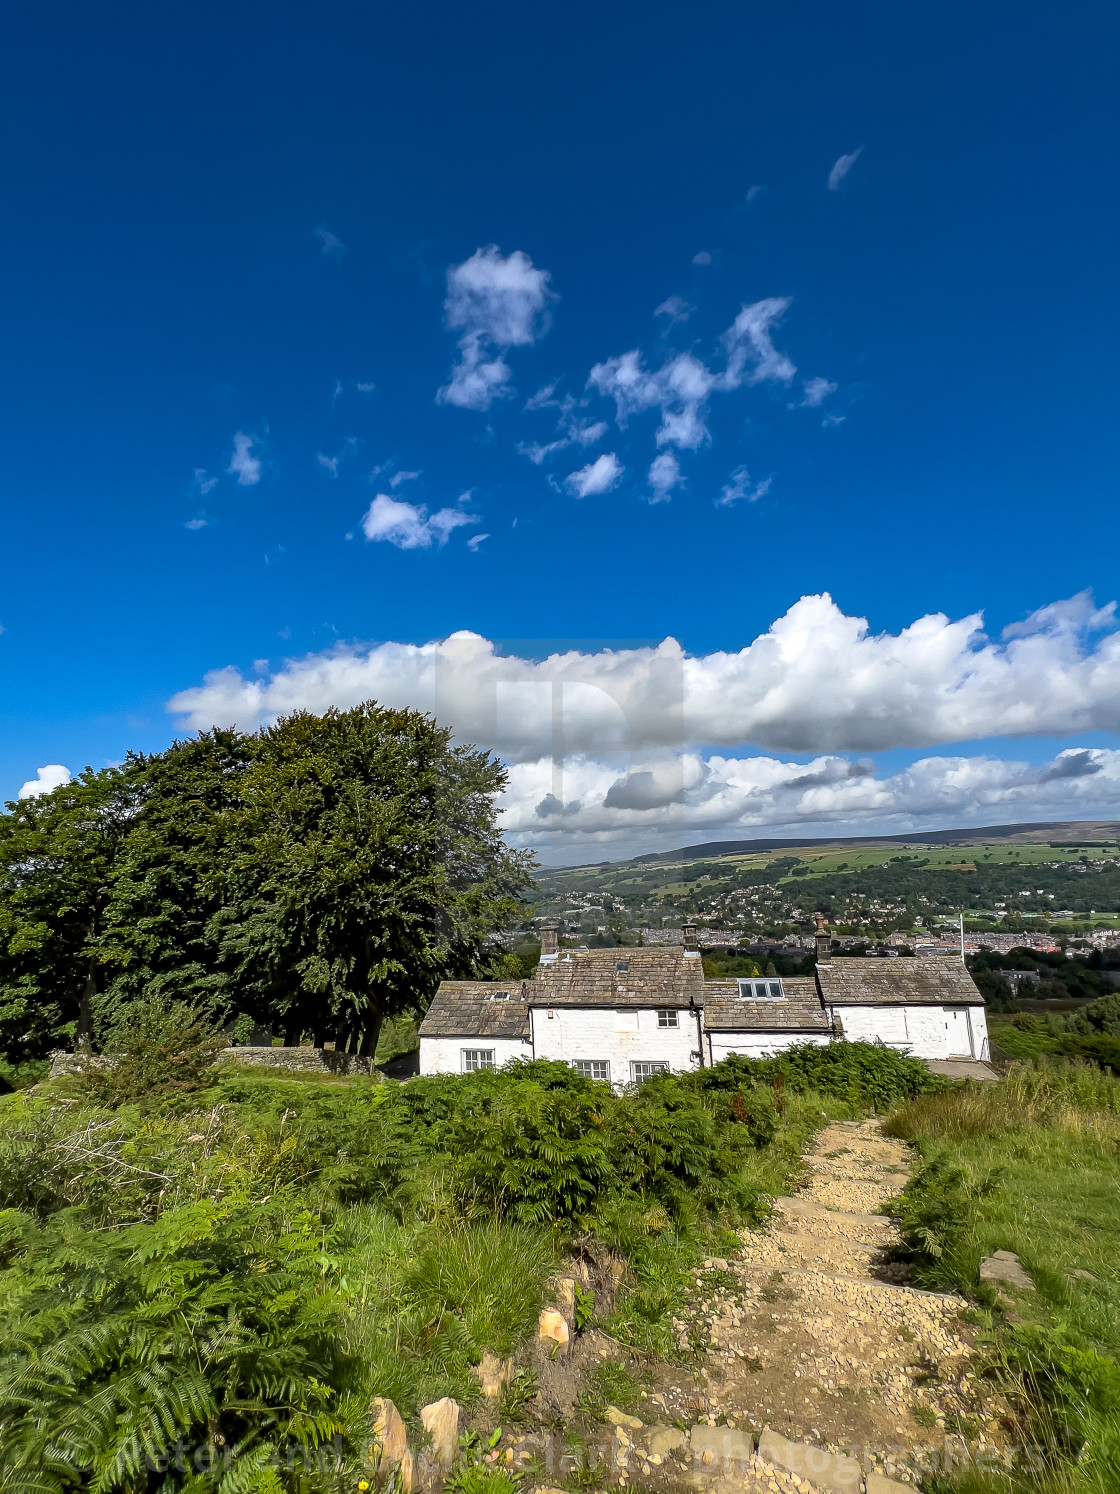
top-left (461, 1048), bottom-right (496, 1072)
top-left (656, 1008), bottom-right (680, 1027)
top-left (571, 1059), bottom-right (611, 1083)
top-left (737, 978), bottom-right (785, 1000)
top-left (631, 1060), bottom-right (670, 1082)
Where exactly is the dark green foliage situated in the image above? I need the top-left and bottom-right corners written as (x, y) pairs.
top-left (0, 1199), bottom-right (348, 1492)
top-left (884, 1159), bottom-right (1004, 1289)
top-left (0, 703), bottom-right (531, 1060)
top-left (77, 998), bottom-right (226, 1109)
top-left (997, 1324), bottom-right (1120, 1462)
top-left (692, 1042), bottom-right (936, 1111)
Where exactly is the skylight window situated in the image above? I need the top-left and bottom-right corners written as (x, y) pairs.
top-left (489, 991), bottom-right (510, 1001)
top-left (737, 979), bottom-right (785, 1000)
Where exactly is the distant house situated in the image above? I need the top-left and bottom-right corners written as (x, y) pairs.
top-left (417, 917), bottom-right (990, 1081)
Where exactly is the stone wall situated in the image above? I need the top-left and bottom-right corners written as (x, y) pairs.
top-left (47, 1046), bottom-right (375, 1081)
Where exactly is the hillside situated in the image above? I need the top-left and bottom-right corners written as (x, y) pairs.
top-left (532, 822), bottom-right (1120, 948)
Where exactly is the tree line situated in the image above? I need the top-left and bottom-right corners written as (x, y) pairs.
top-left (0, 702), bottom-right (532, 1062)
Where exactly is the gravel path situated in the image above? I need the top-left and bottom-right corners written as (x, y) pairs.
top-left (648, 1117), bottom-right (1009, 1490)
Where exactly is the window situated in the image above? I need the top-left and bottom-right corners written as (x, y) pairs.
top-left (737, 979), bottom-right (785, 1000)
top-left (631, 1060), bottom-right (669, 1082)
top-left (489, 990), bottom-right (510, 1001)
top-left (656, 1008), bottom-right (679, 1027)
top-left (572, 1059), bottom-right (611, 1082)
top-left (461, 1049), bottom-right (495, 1072)
top-left (616, 959), bottom-right (630, 974)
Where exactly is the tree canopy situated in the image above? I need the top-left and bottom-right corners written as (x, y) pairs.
top-left (0, 703), bottom-right (532, 1059)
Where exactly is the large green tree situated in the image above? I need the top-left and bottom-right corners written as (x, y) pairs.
top-left (209, 703), bottom-right (532, 1053)
top-left (0, 766), bottom-right (144, 1056)
top-left (0, 703), bottom-right (531, 1059)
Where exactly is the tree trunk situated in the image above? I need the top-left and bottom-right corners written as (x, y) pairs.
top-left (77, 963), bottom-right (95, 1051)
top-left (358, 1008), bottom-right (384, 1061)
top-left (283, 1021), bottom-right (301, 1047)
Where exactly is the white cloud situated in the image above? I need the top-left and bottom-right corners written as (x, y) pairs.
top-left (654, 295), bottom-right (695, 326)
top-left (565, 453), bottom-right (624, 498)
top-left (438, 246), bottom-right (555, 410)
top-left (821, 413), bottom-right (847, 429)
top-left (799, 376), bottom-right (837, 408)
top-left (589, 297), bottom-right (795, 452)
top-left (692, 251), bottom-right (712, 266)
top-left (184, 516), bottom-right (211, 530)
top-left (467, 533), bottom-right (490, 551)
top-left (169, 590), bottom-right (1120, 765)
top-left (716, 466), bottom-right (772, 507)
top-left (318, 453), bottom-right (340, 478)
top-left (390, 469), bottom-right (422, 489)
top-left (357, 381), bottom-right (376, 393)
top-left (497, 743), bottom-right (1120, 854)
top-left (828, 147), bottom-right (864, 191)
top-left (18, 765), bottom-right (71, 800)
top-left (745, 185), bottom-right (766, 204)
top-left (193, 468), bottom-right (218, 496)
top-left (359, 494), bottom-right (478, 550)
top-left (647, 451), bottom-right (683, 504)
top-left (315, 225), bottom-right (346, 259)
top-left (517, 411), bottom-right (608, 466)
top-left (227, 432), bottom-right (261, 486)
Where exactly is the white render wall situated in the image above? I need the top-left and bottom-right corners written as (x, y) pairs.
top-left (529, 1005), bottom-right (699, 1084)
top-left (419, 1035), bottom-right (531, 1076)
top-left (832, 1004), bottom-right (986, 1059)
top-left (708, 1032), bottom-right (831, 1062)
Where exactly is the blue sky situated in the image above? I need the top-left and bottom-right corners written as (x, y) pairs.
top-left (3, 1), bottom-right (1120, 859)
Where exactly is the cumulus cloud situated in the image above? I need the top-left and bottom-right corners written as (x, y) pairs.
top-left (588, 297), bottom-right (795, 451)
top-left (565, 453), bottom-right (624, 498)
top-left (168, 590), bottom-right (1120, 758)
top-left (648, 451), bottom-right (684, 503)
top-left (438, 246), bottom-right (555, 410)
top-left (164, 589), bottom-right (1120, 853)
top-left (692, 251), bottom-right (713, 266)
top-left (716, 467), bottom-right (772, 507)
top-left (18, 765), bottom-right (71, 800)
top-left (227, 432), bottom-right (261, 486)
top-left (828, 147), bottom-right (864, 191)
top-left (360, 494), bottom-right (478, 550)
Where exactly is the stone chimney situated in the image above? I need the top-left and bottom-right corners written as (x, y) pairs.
top-left (539, 921), bottom-right (559, 963)
top-left (814, 913), bottom-right (833, 966)
top-left (682, 922), bottom-right (700, 955)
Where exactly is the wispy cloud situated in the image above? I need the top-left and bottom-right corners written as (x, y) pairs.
top-left (315, 225), bottom-right (346, 260)
top-left (589, 296), bottom-right (795, 452)
top-left (360, 493), bottom-right (478, 549)
top-left (184, 515), bottom-right (211, 531)
top-left (799, 376), bottom-right (837, 408)
top-left (466, 533), bottom-right (490, 552)
top-left (745, 185), bottom-right (767, 204)
top-left (438, 246), bottom-right (555, 410)
top-left (389, 469), bottom-right (422, 489)
top-left (692, 250), bottom-right (713, 266)
top-left (565, 452), bottom-right (624, 498)
top-left (317, 437), bottom-right (361, 478)
top-left (193, 468), bottom-right (218, 496)
top-left (227, 432), bottom-right (262, 486)
top-left (822, 413), bottom-right (847, 429)
top-left (647, 451), bottom-right (684, 504)
top-left (716, 466), bottom-right (772, 507)
top-left (654, 295), bottom-right (695, 327)
top-left (828, 146), bottom-right (864, 191)
top-left (19, 764), bottom-right (71, 800)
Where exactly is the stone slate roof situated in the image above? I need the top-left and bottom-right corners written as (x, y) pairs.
top-left (418, 982), bottom-right (531, 1039)
top-left (531, 947), bottom-right (705, 1009)
top-left (815, 957), bottom-right (983, 1006)
top-left (703, 976), bottom-right (829, 1033)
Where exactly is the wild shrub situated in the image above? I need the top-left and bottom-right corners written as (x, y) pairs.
top-left (77, 998), bottom-right (225, 1109)
top-left (0, 1198), bottom-right (349, 1492)
top-left (885, 1158), bottom-right (1004, 1291)
top-left (997, 1323), bottom-right (1120, 1465)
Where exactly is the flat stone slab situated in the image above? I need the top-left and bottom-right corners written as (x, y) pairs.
top-left (757, 1427), bottom-right (861, 1492)
top-left (925, 1059), bottom-right (1000, 1081)
top-left (776, 1197), bottom-right (890, 1228)
top-left (689, 1425), bottom-right (754, 1468)
top-left (979, 1250), bottom-right (1035, 1292)
top-left (866, 1475), bottom-right (915, 1494)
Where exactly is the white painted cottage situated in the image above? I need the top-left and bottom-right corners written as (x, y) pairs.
top-left (418, 918), bottom-right (990, 1082)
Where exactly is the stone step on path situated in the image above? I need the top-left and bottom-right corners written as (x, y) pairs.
top-left (647, 1116), bottom-right (1011, 1493)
